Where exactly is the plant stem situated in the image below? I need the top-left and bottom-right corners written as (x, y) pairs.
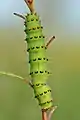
top-left (24, 0), bottom-right (35, 13)
top-left (13, 13), bottom-right (25, 19)
top-left (0, 71), bottom-right (33, 87)
top-left (46, 36), bottom-right (55, 49)
top-left (42, 110), bottom-right (48, 120)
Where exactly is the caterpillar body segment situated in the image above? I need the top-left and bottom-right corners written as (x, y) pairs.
top-left (24, 13), bottom-right (53, 110)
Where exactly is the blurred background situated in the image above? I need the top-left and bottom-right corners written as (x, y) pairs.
top-left (0, 0), bottom-right (80, 120)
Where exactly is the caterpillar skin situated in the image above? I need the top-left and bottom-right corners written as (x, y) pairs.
top-left (25, 13), bottom-right (53, 110)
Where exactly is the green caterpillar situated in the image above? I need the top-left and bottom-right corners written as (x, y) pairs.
top-left (14, 0), bottom-right (55, 111)
top-left (24, 13), bottom-right (53, 110)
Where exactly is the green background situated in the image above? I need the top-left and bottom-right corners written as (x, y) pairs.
top-left (0, 0), bottom-right (80, 120)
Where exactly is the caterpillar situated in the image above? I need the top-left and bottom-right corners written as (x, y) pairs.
top-left (14, 0), bottom-right (55, 111)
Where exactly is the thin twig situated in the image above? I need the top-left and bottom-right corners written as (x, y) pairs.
top-left (48, 106), bottom-right (58, 120)
top-left (13, 13), bottom-right (25, 19)
top-left (0, 71), bottom-right (33, 87)
top-left (0, 71), bottom-right (24, 80)
top-left (24, 0), bottom-right (35, 13)
top-left (46, 36), bottom-right (55, 49)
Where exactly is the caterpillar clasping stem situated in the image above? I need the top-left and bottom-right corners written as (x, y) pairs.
top-left (46, 36), bottom-right (55, 49)
top-left (0, 0), bottom-right (58, 120)
top-left (13, 13), bottom-right (25, 19)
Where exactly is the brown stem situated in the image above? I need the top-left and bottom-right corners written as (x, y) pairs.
top-left (42, 110), bottom-right (48, 120)
top-left (41, 106), bottom-right (57, 120)
top-left (24, 0), bottom-right (35, 13)
top-left (13, 13), bottom-right (25, 19)
top-left (46, 36), bottom-right (55, 49)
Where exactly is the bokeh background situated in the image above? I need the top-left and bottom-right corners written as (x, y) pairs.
top-left (0, 0), bottom-right (80, 120)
